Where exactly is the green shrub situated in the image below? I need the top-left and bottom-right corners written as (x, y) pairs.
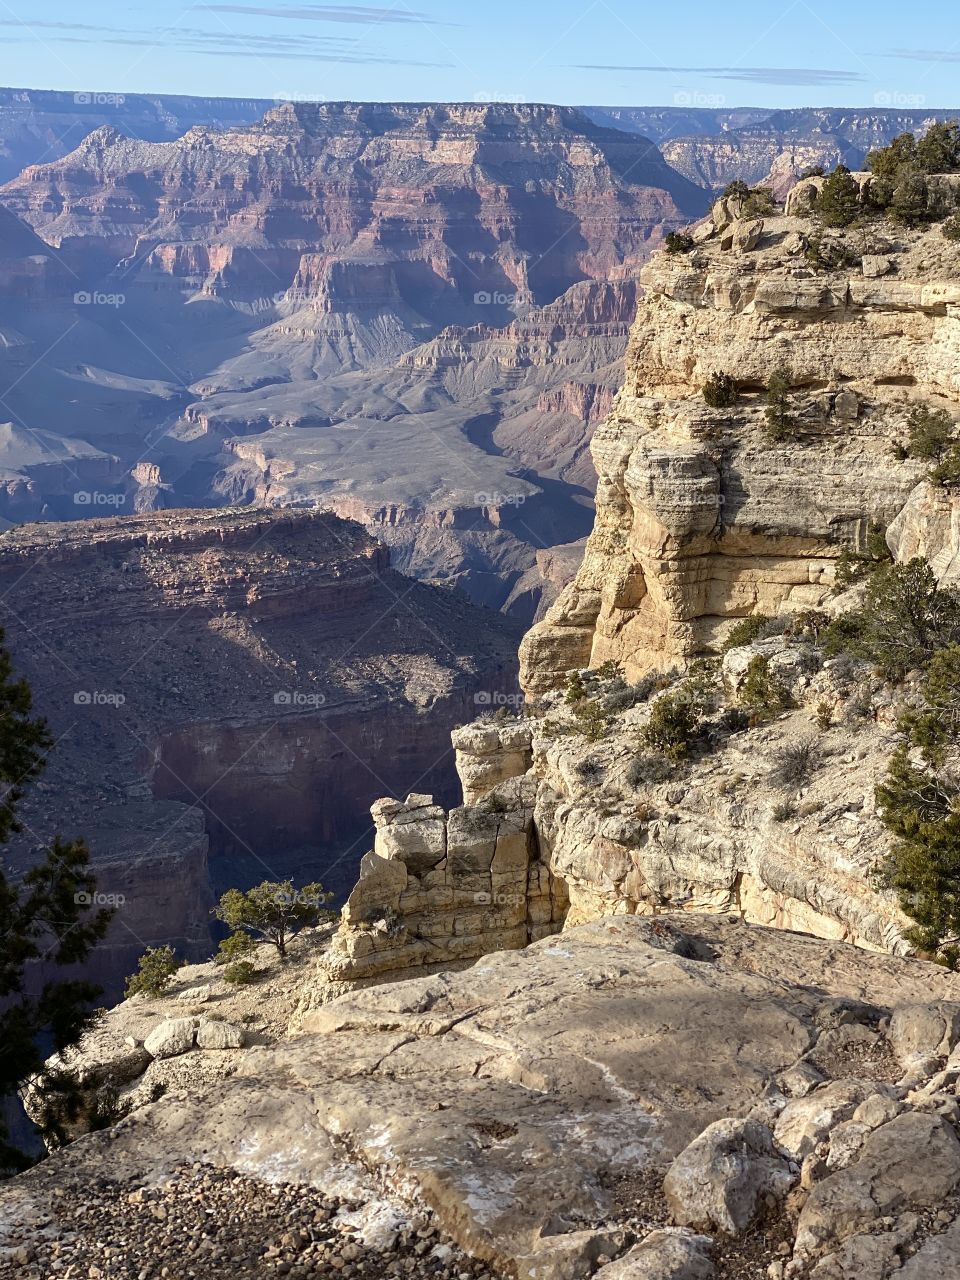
top-left (641, 692), bottom-right (702, 763)
top-left (813, 165), bottom-right (862, 228)
top-left (702, 372), bottom-right (739, 409)
top-left (867, 132), bottom-right (918, 179)
top-left (764, 366), bottom-right (797, 442)
top-left (564, 670), bottom-right (587, 705)
top-left (125, 945), bottom-right (182, 999)
top-left (212, 880), bottom-right (335, 959)
top-left (223, 960), bottom-right (258, 986)
top-left (902, 404), bottom-right (954, 460)
top-left (664, 231), bottom-right (694, 255)
top-left (573, 697), bottom-right (609, 743)
top-left (942, 213), bottom-right (960, 242)
top-left (742, 186), bottom-right (777, 217)
top-left (815, 700), bottom-right (833, 730)
top-left (823, 559), bottom-right (960, 680)
top-left (916, 121), bottom-right (960, 173)
top-left (771, 738), bottom-right (820, 789)
top-left (739, 655), bottom-right (793, 720)
top-left (930, 444), bottom-right (960, 487)
top-left (720, 180), bottom-right (750, 200)
top-left (214, 930), bottom-right (256, 966)
top-left (889, 167), bottom-right (931, 226)
top-left (834, 522), bottom-right (892, 590)
top-left (722, 614), bottom-right (772, 652)
top-left (804, 232), bottom-right (859, 272)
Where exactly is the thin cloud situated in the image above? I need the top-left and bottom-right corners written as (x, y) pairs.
top-left (573, 65), bottom-right (866, 87)
top-left (199, 4), bottom-right (446, 23)
top-left (0, 18), bottom-right (451, 65)
top-left (886, 49), bottom-right (960, 63)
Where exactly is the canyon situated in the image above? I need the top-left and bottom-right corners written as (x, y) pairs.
top-left (0, 101), bottom-right (705, 618)
top-left (0, 505), bottom-right (521, 994)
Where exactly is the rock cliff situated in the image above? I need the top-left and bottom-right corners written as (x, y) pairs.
top-left (0, 103), bottom-right (706, 617)
top-left (0, 506), bottom-right (521, 993)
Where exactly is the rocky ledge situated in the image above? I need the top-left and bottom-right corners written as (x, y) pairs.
top-left (6, 915), bottom-right (960, 1280)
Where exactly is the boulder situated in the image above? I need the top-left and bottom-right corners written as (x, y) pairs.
top-left (785, 177), bottom-right (823, 216)
top-left (176, 985), bottom-right (212, 1004)
top-left (663, 1118), bottom-right (797, 1236)
top-left (774, 1081), bottom-right (875, 1159)
top-left (889, 1003), bottom-right (960, 1070)
top-left (196, 1019), bottom-right (244, 1050)
top-left (143, 1017), bottom-right (196, 1059)
top-left (594, 1230), bottom-right (714, 1279)
top-left (795, 1113), bottom-right (960, 1260)
top-left (861, 255), bottom-right (892, 279)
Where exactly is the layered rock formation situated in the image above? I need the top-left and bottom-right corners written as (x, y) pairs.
top-left (584, 106), bottom-right (960, 191)
top-left (0, 102), bottom-right (707, 617)
top-left (521, 205), bottom-right (960, 689)
top-left (0, 86), bottom-right (273, 184)
top-left (0, 506), bottom-right (521, 992)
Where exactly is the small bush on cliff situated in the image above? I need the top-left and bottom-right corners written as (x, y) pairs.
top-left (804, 232), bottom-right (859, 272)
top-left (813, 165), bottom-right (862, 228)
top-left (702, 372), bottom-right (739, 409)
top-left (739, 655), bottom-right (793, 721)
top-left (564, 670), bottom-right (587, 705)
top-left (640, 661), bottom-right (719, 763)
top-left (223, 960), bottom-right (258, 986)
top-left (212, 880), bottom-right (335, 960)
top-left (743, 186), bottom-right (777, 217)
top-left (125, 945), bottom-right (182, 999)
top-left (664, 231), bottom-right (694, 255)
top-left (771, 738), bottom-right (820, 789)
top-left (722, 614), bottom-right (772, 652)
top-left (720, 180), bottom-right (751, 200)
top-left (823, 559), bottom-right (960, 681)
top-left (214, 930), bottom-right (255, 967)
top-left (763, 366), bottom-right (798, 442)
top-left (942, 213), bottom-right (960, 241)
top-left (894, 403), bottom-right (955, 461)
top-left (867, 132), bottom-right (919, 179)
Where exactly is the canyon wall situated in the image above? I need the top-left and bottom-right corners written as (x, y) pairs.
top-left (0, 506), bottom-right (521, 993)
top-left (0, 103), bottom-right (707, 617)
top-left (306, 201), bottom-right (960, 1004)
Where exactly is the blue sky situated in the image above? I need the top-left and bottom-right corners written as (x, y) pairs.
top-left (0, 0), bottom-right (957, 108)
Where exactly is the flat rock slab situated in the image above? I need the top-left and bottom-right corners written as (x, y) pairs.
top-left (7, 916), bottom-right (960, 1278)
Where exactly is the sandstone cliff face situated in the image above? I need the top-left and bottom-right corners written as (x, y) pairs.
top-left (303, 205), bottom-right (960, 1000)
top-left (0, 507), bottom-right (521, 993)
top-left (521, 212), bottom-right (960, 692)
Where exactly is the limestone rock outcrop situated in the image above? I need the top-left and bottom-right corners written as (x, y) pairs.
top-left (520, 210), bottom-right (960, 691)
top-left (10, 916), bottom-right (960, 1279)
